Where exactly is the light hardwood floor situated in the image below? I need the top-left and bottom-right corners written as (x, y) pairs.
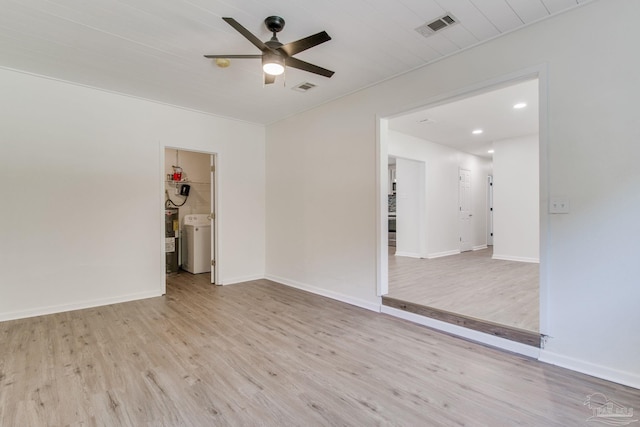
top-left (1, 273), bottom-right (637, 426)
top-left (388, 246), bottom-right (539, 332)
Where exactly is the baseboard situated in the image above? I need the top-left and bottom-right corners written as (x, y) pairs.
top-left (394, 251), bottom-right (423, 258)
top-left (381, 305), bottom-right (541, 358)
top-left (265, 275), bottom-right (381, 313)
top-left (473, 245), bottom-right (488, 251)
top-left (492, 254), bottom-right (540, 263)
top-left (0, 290), bottom-right (162, 322)
top-left (427, 249), bottom-right (460, 259)
top-left (539, 350), bottom-right (640, 390)
top-left (220, 274), bottom-right (265, 286)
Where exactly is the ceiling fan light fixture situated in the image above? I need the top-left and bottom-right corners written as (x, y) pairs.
top-left (262, 53), bottom-right (285, 76)
top-left (263, 62), bottom-right (284, 76)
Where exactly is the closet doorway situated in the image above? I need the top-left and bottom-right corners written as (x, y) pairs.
top-left (162, 148), bottom-right (218, 286)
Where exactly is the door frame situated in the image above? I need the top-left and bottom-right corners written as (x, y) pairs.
top-left (487, 175), bottom-right (494, 246)
top-left (458, 168), bottom-right (473, 253)
top-left (376, 64), bottom-right (550, 336)
top-left (210, 154), bottom-right (218, 285)
top-left (159, 145), bottom-right (219, 294)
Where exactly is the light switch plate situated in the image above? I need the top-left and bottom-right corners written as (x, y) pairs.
top-left (550, 197), bottom-right (570, 214)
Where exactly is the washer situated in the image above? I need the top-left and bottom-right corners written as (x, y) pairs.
top-left (182, 214), bottom-right (211, 274)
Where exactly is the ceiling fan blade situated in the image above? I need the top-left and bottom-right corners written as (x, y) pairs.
top-left (264, 73), bottom-right (276, 85)
top-left (204, 54), bottom-right (262, 59)
top-left (285, 57), bottom-right (334, 78)
top-left (222, 17), bottom-right (269, 52)
top-left (279, 31), bottom-right (331, 56)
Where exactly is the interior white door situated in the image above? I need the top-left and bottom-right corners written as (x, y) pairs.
top-left (459, 168), bottom-right (472, 252)
top-left (210, 155), bottom-right (217, 284)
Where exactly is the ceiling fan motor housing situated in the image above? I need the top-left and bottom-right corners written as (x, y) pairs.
top-left (265, 16), bottom-right (285, 33)
top-left (265, 39), bottom-right (283, 49)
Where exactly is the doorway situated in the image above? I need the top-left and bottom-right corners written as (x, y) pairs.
top-left (162, 148), bottom-right (218, 287)
top-left (378, 72), bottom-right (547, 349)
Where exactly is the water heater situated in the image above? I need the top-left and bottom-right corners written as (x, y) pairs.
top-left (165, 208), bottom-right (179, 273)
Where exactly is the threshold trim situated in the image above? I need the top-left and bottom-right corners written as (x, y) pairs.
top-left (382, 296), bottom-right (541, 348)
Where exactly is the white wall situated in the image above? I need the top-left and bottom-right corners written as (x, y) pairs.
top-left (492, 135), bottom-right (539, 262)
top-left (266, 0), bottom-right (640, 387)
top-left (389, 130), bottom-right (491, 258)
top-left (265, 104), bottom-right (379, 310)
top-left (395, 158), bottom-right (426, 258)
top-left (0, 68), bottom-right (266, 320)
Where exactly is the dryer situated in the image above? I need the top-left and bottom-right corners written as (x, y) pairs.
top-left (182, 214), bottom-right (211, 274)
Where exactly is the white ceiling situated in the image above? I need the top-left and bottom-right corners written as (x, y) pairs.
top-left (0, 0), bottom-right (590, 124)
top-left (389, 79), bottom-right (539, 158)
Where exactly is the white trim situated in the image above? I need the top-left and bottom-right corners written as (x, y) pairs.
top-left (537, 65), bottom-right (550, 337)
top-left (221, 274), bottom-right (265, 286)
top-left (492, 254), bottom-right (540, 263)
top-left (0, 291), bottom-right (161, 322)
top-left (394, 251), bottom-right (423, 259)
top-left (376, 117), bottom-right (389, 297)
top-left (159, 143), bottom-right (168, 295)
top-left (381, 305), bottom-right (541, 359)
top-left (473, 245), bottom-right (488, 251)
top-left (210, 154), bottom-right (220, 286)
top-left (427, 249), bottom-right (461, 259)
top-left (539, 350), bottom-right (640, 390)
top-left (266, 275), bottom-right (381, 313)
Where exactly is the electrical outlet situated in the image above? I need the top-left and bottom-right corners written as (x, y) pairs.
top-left (550, 197), bottom-right (570, 214)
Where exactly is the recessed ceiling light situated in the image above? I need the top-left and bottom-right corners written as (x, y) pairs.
top-left (513, 102), bottom-right (527, 109)
top-left (472, 129), bottom-right (483, 135)
top-left (488, 149), bottom-right (495, 154)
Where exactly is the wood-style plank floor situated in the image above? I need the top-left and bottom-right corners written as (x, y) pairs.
top-left (388, 246), bottom-right (539, 332)
top-left (1, 273), bottom-right (637, 426)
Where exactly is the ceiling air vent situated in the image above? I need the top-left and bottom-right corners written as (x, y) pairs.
top-left (292, 82), bottom-right (317, 92)
top-left (415, 14), bottom-right (458, 38)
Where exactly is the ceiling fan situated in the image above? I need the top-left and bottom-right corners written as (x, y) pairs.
top-left (204, 16), bottom-right (334, 85)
